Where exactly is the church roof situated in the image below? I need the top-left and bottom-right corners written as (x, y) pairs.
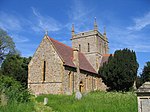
top-left (100, 54), bottom-right (111, 66)
top-left (48, 37), bottom-right (97, 74)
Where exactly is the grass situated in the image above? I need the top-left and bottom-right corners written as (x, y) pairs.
top-left (36, 91), bottom-right (138, 112)
top-left (0, 97), bottom-right (53, 112)
top-left (0, 101), bottom-right (35, 112)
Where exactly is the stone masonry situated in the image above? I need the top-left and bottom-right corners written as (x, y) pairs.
top-left (71, 19), bottom-right (109, 72)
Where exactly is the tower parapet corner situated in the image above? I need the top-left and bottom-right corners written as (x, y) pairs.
top-left (94, 17), bottom-right (98, 31)
top-left (71, 24), bottom-right (75, 39)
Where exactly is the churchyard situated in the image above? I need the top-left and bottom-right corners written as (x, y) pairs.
top-left (0, 91), bottom-right (137, 112)
top-left (36, 91), bottom-right (137, 112)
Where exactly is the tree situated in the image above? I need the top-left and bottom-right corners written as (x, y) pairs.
top-left (141, 61), bottom-right (150, 83)
top-left (0, 28), bottom-right (17, 64)
top-left (0, 54), bottom-right (31, 87)
top-left (99, 48), bottom-right (139, 91)
top-left (136, 75), bottom-right (143, 89)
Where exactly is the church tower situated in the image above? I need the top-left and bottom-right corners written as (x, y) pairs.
top-left (71, 19), bottom-right (109, 72)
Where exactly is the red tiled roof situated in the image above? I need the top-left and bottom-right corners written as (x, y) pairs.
top-left (78, 52), bottom-right (97, 74)
top-left (100, 54), bottom-right (112, 66)
top-left (48, 37), bottom-right (97, 74)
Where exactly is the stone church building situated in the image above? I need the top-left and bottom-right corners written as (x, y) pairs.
top-left (28, 20), bottom-right (110, 95)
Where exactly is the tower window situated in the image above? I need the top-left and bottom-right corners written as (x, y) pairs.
top-left (79, 44), bottom-right (81, 51)
top-left (88, 43), bottom-right (90, 52)
top-left (43, 61), bottom-right (46, 82)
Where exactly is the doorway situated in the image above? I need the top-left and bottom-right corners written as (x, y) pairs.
top-left (79, 81), bottom-right (84, 92)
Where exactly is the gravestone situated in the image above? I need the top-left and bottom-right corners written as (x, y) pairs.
top-left (136, 82), bottom-right (150, 112)
top-left (75, 91), bottom-right (82, 100)
top-left (0, 93), bottom-right (7, 106)
top-left (44, 97), bottom-right (48, 105)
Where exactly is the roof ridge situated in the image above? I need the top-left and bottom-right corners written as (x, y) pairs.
top-left (47, 36), bottom-right (97, 74)
top-left (48, 36), bottom-right (73, 50)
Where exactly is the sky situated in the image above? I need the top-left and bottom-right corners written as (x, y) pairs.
top-left (0, 0), bottom-right (150, 75)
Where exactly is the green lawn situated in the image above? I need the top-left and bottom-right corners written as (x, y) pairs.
top-left (36, 91), bottom-right (138, 112)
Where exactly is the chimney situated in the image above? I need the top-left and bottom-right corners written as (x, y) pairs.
top-left (73, 48), bottom-right (80, 92)
top-left (73, 47), bottom-right (79, 68)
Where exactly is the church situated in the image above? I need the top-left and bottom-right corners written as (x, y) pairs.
top-left (28, 20), bottom-right (110, 95)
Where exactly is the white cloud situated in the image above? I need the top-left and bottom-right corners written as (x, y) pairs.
top-left (69, 1), bottom-right (91, 21)
top-left (127, 11), bottom-right (150, 31)
top-left (0, 11), bottom-right (22, 31)
top-left (66, 0), bottom-right (94, 32)
top-left (11, 34), bottom-right (29, 43)
top-left (131, 44), bottom-right (150, 52)
top-left (107, 26), bottom-right (150, 53)
top-left (31, 7), bottom-right (62, 32)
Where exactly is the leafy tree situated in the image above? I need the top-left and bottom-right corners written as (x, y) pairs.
top-left (99, 48), bottom-right (139, 91)
top-left (0, 54), bottom-right (31, 87)
top-left (140, 61), bottom-right (150, 83)
top-left (0, 28), bottom-right (17, 64)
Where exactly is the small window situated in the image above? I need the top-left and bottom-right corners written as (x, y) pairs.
top-left (79, 44), bottom-right (81, 51)
top-left (68, 71), bottom-right (72, 90)
top-left (43, 61), bottom-right (46, 82)
top-left (88, 43), bottom-right (90, 52)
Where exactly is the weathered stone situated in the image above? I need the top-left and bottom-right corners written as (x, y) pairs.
top-left (44, 97), bottom-right (48, 105)
top-left (72, 30), bottom-right (109, 72)
top-left (75, 92), bottom-right (82, 100)
top-left (137, 82), bottom-right (150, 112)
top-left (0, 93), bottom-right (7, 106)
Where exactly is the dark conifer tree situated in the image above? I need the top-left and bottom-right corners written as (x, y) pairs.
top-left (1, 54), bottom-right (31, 87)
top-left (141, 61), bottom-right (150, 83)
top-left (99, 48), bottom-right (139, 91)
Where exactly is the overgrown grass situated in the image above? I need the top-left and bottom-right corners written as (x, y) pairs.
top-left (0, 75), bottom-right (53, 112)
top-left (0, 98), bottom-right (53, 112)
top-left (36, 91), bottom-right (138, 112)
top-left (0, 101), bottom-right (34, 112)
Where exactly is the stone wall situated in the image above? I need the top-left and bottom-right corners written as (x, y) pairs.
top-left (62, 66), bottom-right (106, 94)
top-left (28, 83), bottom-right (62, 95)
top-left (28, 36), bottom-right (64, 95)
top-left (28, 35), bottom-right (107, 95)
top-left (79, 71), bottom-right (107, 92)
top-left (71, 30), bottom-right (107, 72)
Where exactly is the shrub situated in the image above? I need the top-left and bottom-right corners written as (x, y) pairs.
top-left (0, 75), bottom-right (30, 103)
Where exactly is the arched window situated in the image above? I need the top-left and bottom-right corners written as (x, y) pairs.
top-left (88, 43), bottom-right (90, 52)
top-left (79, 44), bottom-right (81, 51)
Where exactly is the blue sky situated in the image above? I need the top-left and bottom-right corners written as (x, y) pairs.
top-left (0, 0), bottom-right (150, 74)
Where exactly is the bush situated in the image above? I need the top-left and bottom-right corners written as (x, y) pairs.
top-left (0, 75), bottom-right (30, 103)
